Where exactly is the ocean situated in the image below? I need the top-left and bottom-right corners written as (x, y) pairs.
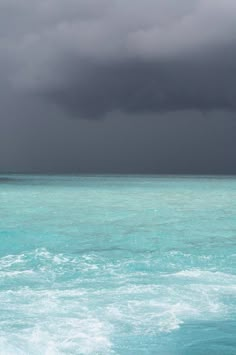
top-left (0, 175), bottom-right (236, 354)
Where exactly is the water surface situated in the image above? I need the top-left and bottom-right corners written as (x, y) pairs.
top-left (1, 175), bottom-right (236, 354)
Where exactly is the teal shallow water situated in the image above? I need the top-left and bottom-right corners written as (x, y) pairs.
top-left (1, 175), bottom-right (236, 354)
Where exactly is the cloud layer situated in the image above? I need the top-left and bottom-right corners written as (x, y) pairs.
top-left (1, 0), bottom-right (236, 118)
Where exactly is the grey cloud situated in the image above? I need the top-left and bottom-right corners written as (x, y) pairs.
top-left (1, 0), bottom-right (236, 118)
top-left (40, 46), bottom-right (236, 118)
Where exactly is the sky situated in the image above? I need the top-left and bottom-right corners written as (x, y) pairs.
top-left (0, 0), bottom-right (236, 174)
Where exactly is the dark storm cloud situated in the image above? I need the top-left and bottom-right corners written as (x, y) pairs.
top-left (1, 0), bottom-right (236, 174)
top-left (43, 47), bottom-right (236, 118)
top-left (1, 0), bottom-right (236, 118)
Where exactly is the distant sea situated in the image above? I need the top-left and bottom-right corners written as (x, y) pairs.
top-left (1, 175), bottom-right (236, 354)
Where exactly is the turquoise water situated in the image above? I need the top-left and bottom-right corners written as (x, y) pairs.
top-left (1, 175), bottom-right (236, 354)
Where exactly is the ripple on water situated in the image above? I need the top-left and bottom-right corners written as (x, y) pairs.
top-left (0, 248), bottom-right (236, 354)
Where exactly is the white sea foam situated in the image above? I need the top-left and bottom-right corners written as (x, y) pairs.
top-left (0, 248), bottom-right (235, 354)
top-left (0, 318), bottom-right (113, 355)
top-left (0, 270), bottom-right (34, 278)
top-left (170, 269), bottom-right (236, 283)
top-left (0, 254), bottom-right (25, 268)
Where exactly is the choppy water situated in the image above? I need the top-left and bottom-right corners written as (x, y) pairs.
top-left (1, 175), bottom-right (236, 354)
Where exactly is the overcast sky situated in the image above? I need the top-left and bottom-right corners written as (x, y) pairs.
top-left (0, 0), bottom-right (236, 173)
